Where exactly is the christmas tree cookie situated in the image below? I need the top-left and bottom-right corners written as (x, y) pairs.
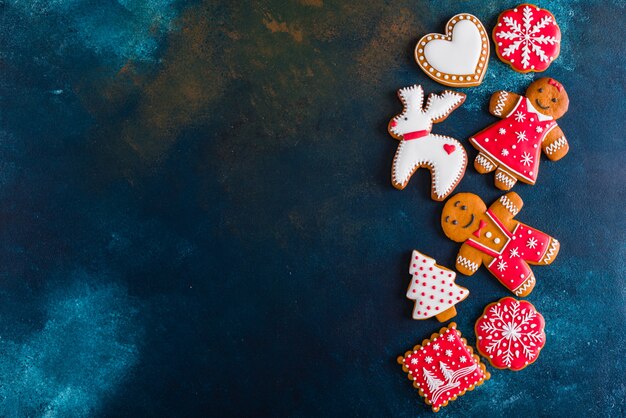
top-left (469, 78), bottom-right (569, 190)
top-left (397, 323), bottom-right (490, 412)
top-left (388, 85), bottom-right (467, 200)
top-left (407, 250), bottom-right (469, 322)
top-left (441, 192), bottom-right (560, 296)
top-left (475, 297), bottom-right (546, 371)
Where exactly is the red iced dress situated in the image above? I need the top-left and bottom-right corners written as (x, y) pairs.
top-left (469, 97), bottom-right (557, 184)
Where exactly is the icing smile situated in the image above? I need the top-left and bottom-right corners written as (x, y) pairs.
top-left (535, 98), bottom-right (550, 110)
top-left (462, 214), bottom-right (475, 229)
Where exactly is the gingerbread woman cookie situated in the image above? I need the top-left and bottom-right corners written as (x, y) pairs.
top-left (389, 85), bottom-right (467, 200)
top-left (407, 250), bottom-right (469, 322)
top-left (397, 323), bottom-right (490, 412)
top-left (475, 297), bottom-right (546, 371)
top-left (440, 192), bottom-right (559, 296)
top-left (469, 78), bottom-right (569, 190)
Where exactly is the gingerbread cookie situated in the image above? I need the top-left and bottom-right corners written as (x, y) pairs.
top-left (407, 250), bottom-right (469, 322)
top-left (397, 323), bottom-right (490, 412)
top-left (388, 85), bottom-right (467, 200)
top-left (475, 297), bottom-right (546, 371)
top-left (440, 192), bottom-right (559, 297)
top-left (415, 13), bottom-right (489, 87)
top-left (469, 78), bottom-right (569, 190)
top-left (493, 4), bottom-right (561, 73)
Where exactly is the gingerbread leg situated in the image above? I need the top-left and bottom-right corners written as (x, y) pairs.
top-left (435, 306), bottom-right (457, 322)
top-left (541, 239), bottom-right (560, 264)
top-left (514, 272), bottom-right (536, 297)
top-left (474, 152), bottom-right (496, 174)
top-left (494, 167), bottom-right (517, 190)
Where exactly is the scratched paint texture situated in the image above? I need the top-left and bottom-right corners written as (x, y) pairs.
top-left (1, 0), bottom-right (624, 416)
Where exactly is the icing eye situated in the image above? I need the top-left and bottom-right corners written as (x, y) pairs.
top-left (404, 117), bottom-right (408, 120)
top-left (538, 88), bottom-right (543, 93)
top-left (461, 205), bottom-right (467, 210)
top-left (551, 98), bottom-right (557, 103)
top-left (452, 220), bottom-right (458, 225)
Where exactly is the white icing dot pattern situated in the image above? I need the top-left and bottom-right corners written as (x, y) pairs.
top-left (415, 13), bottom-right (489, 87)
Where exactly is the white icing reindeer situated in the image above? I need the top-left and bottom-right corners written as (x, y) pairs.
top-left (388, 85), bottom-right (467, 201)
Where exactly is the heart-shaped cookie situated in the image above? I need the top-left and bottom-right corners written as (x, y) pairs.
top-left (415, 14), bottom-right (489, 87)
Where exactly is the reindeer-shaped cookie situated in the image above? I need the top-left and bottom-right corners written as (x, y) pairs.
top-left (388, 85), bottom-right (467, 201)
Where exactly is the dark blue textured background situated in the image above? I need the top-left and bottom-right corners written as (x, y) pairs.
top-left (1, 0), bottom-right (624, 416)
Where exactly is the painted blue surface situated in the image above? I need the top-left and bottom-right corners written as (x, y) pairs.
top-left (0, 0), bottom-right (624, 416)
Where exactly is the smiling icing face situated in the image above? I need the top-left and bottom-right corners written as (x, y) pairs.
top-left (441, 193), bottom-right (487, 242)
top-left (525, 78), bottom-right (569, 119)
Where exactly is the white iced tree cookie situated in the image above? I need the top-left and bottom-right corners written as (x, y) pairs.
top-left (407, 250), bottom-right (469, 322)
top-left (388, 85), bottom-right (467, 201)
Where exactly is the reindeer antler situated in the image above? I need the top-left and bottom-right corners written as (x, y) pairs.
top-left (398, 85), bottom-right (424, 112)
top-left (423, 91), bottom-right (466, 123)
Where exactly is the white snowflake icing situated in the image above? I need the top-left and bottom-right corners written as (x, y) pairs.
top-left (514, 111), bottom-right (526, 122)
top-left (497, 260), bottom-right (508, 272)
top-left (501, 148), bottom-right (509, 157)
top-left (447, 334), bottom-right (455, 342)
top-left (515, 131), bottom-right (527, 143)
top-left (527, 237), bottom-right (538, 249)
top-left (499, 128), bottom-right (507, 135)
top-left (496, 5), bottom-right (560, 69)
top-left (445, 349), bottom-right (453, 357)
top-left (425, 356), bottom-right (433, 364)
top-left (536, 126), bottom-right (543, 133)
top-left (411, 358), bottom-right (418, 364)
top-left (432, 343), bottom-right (440, 350)
top-left (459, 356), bottom-right (467, 363)
top-left (509, 247), bottom-right (520, 258)
top-left (521, 152), bottom-right (533, 166)
top-left (478, 300), bottom-right (543, 367)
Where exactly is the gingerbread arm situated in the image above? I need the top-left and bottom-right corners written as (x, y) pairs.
top-left (489, 192), bottom-right (524, 223)
top-left (489, 91), bottom-right (522, 118)
top-left (456, 244), bottom-right (483, 276)
top-left (541, 125), bottom-right (569, 161)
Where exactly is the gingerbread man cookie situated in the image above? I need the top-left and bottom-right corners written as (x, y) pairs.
top-left (440, 192), bottom-right (559, 296)
top-left (397, 323), bottom-right (490, 412)
top-left (493, 4), bottom-right (561, 73)
top-left (475, 297), bottom-right (546, 371)
top-left (407, 250), bottom-right (469, 322)
top-left (389, 85), bottom-right (467, 200)
top-left (469, 78), bottom-right (569, 190)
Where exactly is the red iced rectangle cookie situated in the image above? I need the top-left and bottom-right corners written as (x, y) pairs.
top-left (397, 323), bottom-right (490, 412)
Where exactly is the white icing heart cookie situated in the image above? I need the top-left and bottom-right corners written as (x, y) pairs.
top-left (415, 14), bottom-right (490, 87)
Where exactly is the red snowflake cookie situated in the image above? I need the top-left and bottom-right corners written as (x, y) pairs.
top-left (493, 4), bottom-right (561, 73)
top-left (397, 323), bottom-right (490, 412)
top-left (475, 297), bottom-right (546, 371)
